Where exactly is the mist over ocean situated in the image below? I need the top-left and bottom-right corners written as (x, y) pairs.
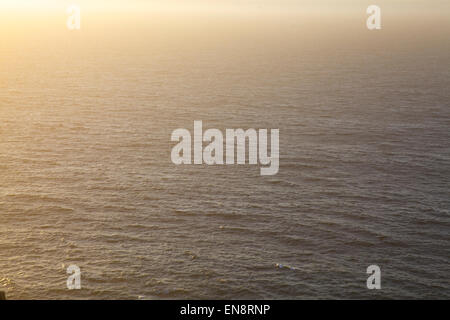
top-left (0, 4), bottom-right (449, 299)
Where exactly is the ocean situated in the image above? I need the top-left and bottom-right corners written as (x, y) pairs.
top-left (0, 8), bottom-right (449, 299)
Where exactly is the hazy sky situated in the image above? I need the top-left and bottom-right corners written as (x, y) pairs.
top-left (1, 0), bottom-right (449, 11)
top-left (1, 0), bottom-right (448, 36)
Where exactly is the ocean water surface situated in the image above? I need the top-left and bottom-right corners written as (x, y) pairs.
top-left (0, 11), bottom-right (449, 299)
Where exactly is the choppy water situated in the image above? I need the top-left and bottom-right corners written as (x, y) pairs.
top-left (0, 12), bottom-right (449, 299)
